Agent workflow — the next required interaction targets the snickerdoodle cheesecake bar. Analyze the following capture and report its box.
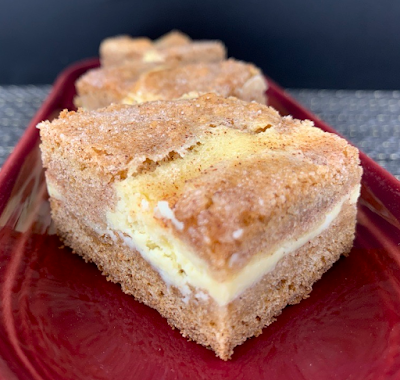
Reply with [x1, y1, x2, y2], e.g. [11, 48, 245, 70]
[75, 59, 267, 110]
[100, 30, 226, 67]
[38, 94, 362, 360]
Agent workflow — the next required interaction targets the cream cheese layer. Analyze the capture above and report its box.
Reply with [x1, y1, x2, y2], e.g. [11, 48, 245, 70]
[106, 184, 360, 306]
[46, 182, 63, 200]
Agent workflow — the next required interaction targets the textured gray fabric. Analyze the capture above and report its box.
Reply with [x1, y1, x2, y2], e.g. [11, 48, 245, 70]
[287, 89, 400, 180]
[0, 85, 399, 180]
[0, 85, 51, 166]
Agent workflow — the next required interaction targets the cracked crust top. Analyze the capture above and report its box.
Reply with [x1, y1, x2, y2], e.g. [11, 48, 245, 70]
[39, 94, 281, 177]
[100, 30, 226, 67]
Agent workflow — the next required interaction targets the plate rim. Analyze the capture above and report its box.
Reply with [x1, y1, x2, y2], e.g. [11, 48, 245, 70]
[1, 58, 400, 380]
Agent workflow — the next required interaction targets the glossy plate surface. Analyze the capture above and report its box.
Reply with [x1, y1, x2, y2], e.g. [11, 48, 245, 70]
[1, 59, 400, 380]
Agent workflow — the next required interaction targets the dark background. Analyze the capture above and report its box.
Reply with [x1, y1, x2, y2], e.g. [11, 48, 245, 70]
[1, 0, 400, 89]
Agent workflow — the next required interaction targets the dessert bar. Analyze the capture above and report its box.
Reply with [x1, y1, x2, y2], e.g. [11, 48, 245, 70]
[38, 94, 362, 359]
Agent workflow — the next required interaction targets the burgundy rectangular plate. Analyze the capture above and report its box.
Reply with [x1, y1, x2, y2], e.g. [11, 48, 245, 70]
[1, 59, 400, 380]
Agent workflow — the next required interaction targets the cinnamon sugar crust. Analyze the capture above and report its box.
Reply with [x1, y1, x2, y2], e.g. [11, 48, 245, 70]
[100, 31, 226, 67]
[39, 94, 281, 177]
[75, 59, 267, 110]
[38, 94, 361, 275]
[74, 61, 162, 108]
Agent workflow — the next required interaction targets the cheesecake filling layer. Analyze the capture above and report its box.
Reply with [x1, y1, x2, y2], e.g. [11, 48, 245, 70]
[106, 184, 360, 306]
[122, 92, 162, 105]
[103, 126, 360, 306]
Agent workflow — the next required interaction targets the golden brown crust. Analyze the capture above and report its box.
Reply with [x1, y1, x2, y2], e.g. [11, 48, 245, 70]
[100, 31, 226, 67]
[75, 59, 267, 110]
[100, 35, 153, 66]
[172, 148, 360, 273]
[39, 94, 361, 272]
[39, 94, 281, 177]
[154, 30, 191, 48]
[74, 61, 163, 108]
[126, 59, 266, 104]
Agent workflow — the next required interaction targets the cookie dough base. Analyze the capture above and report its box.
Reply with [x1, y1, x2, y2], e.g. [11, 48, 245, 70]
[50, 198, 357, 360]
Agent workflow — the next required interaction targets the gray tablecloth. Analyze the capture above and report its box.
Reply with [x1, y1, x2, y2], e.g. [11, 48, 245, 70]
[1, 85, 399, 180]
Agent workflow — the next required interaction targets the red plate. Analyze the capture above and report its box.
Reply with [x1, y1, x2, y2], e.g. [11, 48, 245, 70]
[1, 59, 400, 380]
